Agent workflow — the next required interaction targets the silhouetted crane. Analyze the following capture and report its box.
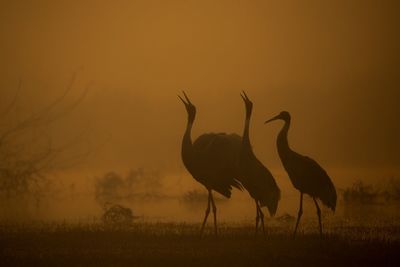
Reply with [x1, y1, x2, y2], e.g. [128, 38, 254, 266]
[238, 92, 280, 237]
[265, 111, 337, 238]
[179, 91, 243, 236]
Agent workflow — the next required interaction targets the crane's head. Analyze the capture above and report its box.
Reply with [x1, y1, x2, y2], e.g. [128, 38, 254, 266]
[240, 91, 253, 115]
[178, 91, 196, 122]
[264, 111, 291, 123]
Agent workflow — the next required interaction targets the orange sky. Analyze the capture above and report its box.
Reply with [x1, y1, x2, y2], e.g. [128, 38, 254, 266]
[1, 0, 399, 185]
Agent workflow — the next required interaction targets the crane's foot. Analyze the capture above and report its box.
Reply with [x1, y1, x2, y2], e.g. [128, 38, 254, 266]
[313, 197, 323, 239]
[200, 192, 212, 238]
[210, 191, 218, 237]
[257, 205, 267, 240]
[200, 209, 210, 237]
[293, 193, 304, 239]
[254, 201, 260, 237]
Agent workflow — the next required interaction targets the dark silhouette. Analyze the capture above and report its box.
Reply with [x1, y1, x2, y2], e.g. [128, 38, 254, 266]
[179, 91, 243, 236]
[238, 92, 280, 237]
[265, 111, 337, 238]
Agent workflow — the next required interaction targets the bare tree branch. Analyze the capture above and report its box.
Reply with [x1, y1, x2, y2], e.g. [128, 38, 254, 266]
[0, 75, 92, 200]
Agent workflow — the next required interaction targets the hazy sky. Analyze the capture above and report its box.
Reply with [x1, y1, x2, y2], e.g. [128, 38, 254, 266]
[1, 0, 399, 183]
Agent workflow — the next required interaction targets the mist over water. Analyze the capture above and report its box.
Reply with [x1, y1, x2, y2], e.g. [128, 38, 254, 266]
[1, 169, 398, 225]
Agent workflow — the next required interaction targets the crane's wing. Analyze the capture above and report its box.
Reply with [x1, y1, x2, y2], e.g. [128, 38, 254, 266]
[193, 133, 242, 164]
[285, 153, 337, 211]
[192, 133, 243, 197]
[239, 143, 280, 215]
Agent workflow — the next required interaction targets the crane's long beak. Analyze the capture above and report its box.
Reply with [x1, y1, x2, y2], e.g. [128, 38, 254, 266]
[178, 90, 192, 106]
[264, 114, 280, 124]
[178, 95, 187, 106]
[182, 91, 192, 105]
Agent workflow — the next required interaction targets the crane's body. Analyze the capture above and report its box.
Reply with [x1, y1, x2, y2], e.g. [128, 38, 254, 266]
[265, 111, 336, 238]
[179, 92, 242, 236]
[238, 92, 280, 236]
[182, 132, 243, 198]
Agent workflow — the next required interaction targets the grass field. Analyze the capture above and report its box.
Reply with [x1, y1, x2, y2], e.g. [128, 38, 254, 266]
[1, 220, 400, 267]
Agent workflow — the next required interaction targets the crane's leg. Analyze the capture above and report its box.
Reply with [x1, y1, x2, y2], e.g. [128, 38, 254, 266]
[257, 203, 266, 239]
[293, 192, 303, 239]
[255, 200, 260, 236]
[209, 190, 218, 236]
[313, 197, 323, 238]
[200, 191, 211, 237]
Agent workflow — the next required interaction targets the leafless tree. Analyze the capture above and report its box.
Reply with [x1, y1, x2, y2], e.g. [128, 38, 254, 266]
[0, 74, 91, 204]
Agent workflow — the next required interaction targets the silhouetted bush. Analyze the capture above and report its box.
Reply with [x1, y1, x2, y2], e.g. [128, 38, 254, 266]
[101, 203, 134, 227]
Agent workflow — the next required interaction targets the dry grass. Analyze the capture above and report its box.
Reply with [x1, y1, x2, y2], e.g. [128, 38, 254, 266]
[0, 221, 399, 266]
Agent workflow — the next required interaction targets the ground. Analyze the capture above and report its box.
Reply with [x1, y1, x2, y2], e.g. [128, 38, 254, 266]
[1, 222, 399, 266]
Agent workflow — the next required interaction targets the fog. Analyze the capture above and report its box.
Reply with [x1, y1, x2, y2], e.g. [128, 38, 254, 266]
[0, 0, 399, 222]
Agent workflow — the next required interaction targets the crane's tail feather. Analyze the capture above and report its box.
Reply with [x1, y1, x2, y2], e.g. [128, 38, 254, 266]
[260, 187, 281, 217]
[318, 182, 337, 212]
[232, 178, 244, 191]
[213, 179, 244, 199]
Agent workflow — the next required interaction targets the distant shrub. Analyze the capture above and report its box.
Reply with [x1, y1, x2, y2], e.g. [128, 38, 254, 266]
[102, 203, 134, 227]
[342, 178, 400, 204]
[126, 168, 162, 193]
[95, 172, 125, 205]
[343, 180, 380, 204]
[94, 168, 164, 206]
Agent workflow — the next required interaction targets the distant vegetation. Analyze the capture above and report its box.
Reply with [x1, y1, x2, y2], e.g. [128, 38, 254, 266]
[342, 178, 400, 204]
[94, 168, 165, 206]
[101, 202, 136, 228]
[0, 78, 89, 219]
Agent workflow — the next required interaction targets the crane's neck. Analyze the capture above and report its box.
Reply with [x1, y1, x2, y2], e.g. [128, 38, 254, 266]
[242, 107, 252, 148]
[182, 113, 195, 166]
[277, 119, 292, 157]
